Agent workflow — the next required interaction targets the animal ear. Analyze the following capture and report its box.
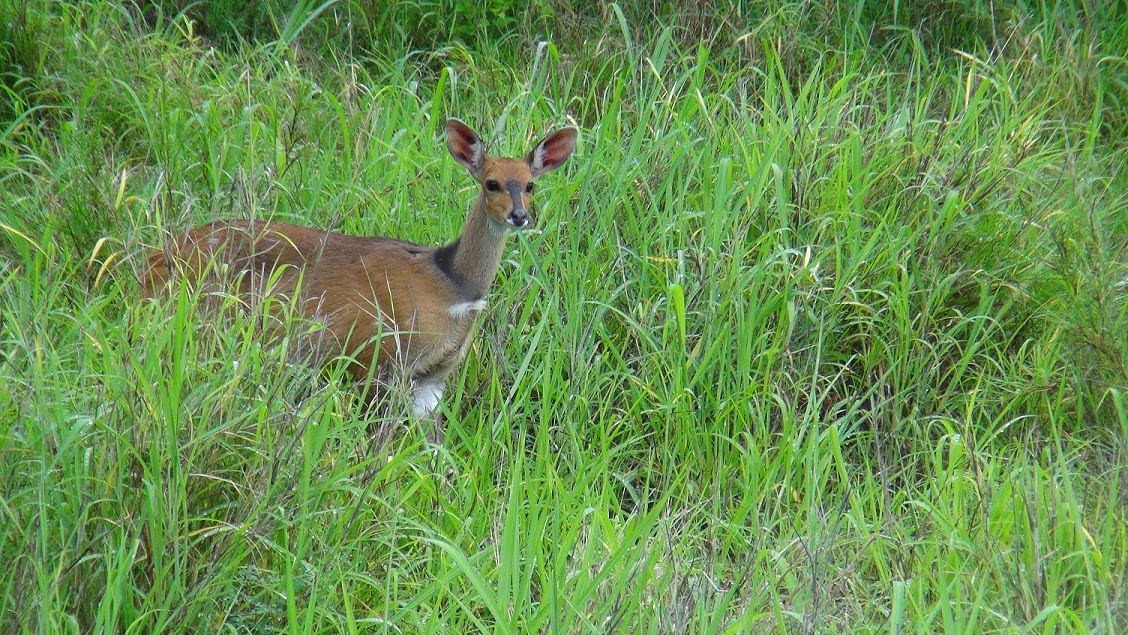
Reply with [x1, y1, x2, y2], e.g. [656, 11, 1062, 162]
[526, 126, 577, 177]
[445, 118, 485, 175]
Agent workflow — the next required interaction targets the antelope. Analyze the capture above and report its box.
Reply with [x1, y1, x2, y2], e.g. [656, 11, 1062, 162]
[140, 119, 578, 440]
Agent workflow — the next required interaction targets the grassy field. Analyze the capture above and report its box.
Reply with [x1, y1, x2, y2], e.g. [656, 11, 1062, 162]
[1, 0, 1126, 632]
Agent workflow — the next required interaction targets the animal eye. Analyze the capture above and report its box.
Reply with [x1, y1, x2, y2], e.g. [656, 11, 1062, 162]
[525, 182, 535, 193]
[485, 180, 501, 192]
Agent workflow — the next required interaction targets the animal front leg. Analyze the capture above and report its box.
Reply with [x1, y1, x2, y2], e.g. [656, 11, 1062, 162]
[411, 379, 446, 444]
[410, 380, 444, 416]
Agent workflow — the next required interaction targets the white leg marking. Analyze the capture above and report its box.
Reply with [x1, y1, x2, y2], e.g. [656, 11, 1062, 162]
[411, 382, 444, 418]
[448, 299, 488, 319]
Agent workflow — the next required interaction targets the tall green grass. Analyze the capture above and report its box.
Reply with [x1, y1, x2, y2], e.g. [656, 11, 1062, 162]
[2, 0, 1125, 632]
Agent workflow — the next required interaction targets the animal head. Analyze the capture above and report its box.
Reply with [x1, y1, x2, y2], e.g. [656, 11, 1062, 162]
[445, 118, 577, 230]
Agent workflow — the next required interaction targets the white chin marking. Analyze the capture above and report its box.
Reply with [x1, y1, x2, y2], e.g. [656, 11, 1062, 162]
[448, 299, 488, 319]
[411, 383, 443, 417]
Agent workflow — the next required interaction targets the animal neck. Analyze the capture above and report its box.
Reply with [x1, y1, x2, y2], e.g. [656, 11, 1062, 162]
[436, 194, 508, 299]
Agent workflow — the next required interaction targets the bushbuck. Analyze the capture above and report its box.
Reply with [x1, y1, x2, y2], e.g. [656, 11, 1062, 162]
[140, 119, 578, 440]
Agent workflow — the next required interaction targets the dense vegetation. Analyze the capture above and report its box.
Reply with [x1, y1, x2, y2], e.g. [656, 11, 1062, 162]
[1, 0, 1125, 631]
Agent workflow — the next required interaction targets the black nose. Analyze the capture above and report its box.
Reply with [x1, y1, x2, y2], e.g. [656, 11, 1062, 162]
[509, 210, 528, 227]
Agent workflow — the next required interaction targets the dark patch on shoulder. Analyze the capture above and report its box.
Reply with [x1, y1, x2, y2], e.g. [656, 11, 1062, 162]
[433, 239, 462, 285]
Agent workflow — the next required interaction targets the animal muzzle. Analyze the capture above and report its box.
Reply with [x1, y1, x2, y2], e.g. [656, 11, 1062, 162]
[507, 208, 529, 228]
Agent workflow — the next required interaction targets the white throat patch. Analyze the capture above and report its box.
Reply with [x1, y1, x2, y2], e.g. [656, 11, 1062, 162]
[448, 299, 488, 319]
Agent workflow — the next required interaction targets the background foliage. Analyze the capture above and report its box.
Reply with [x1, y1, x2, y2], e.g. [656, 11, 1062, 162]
[1, 0, 1126, 632]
